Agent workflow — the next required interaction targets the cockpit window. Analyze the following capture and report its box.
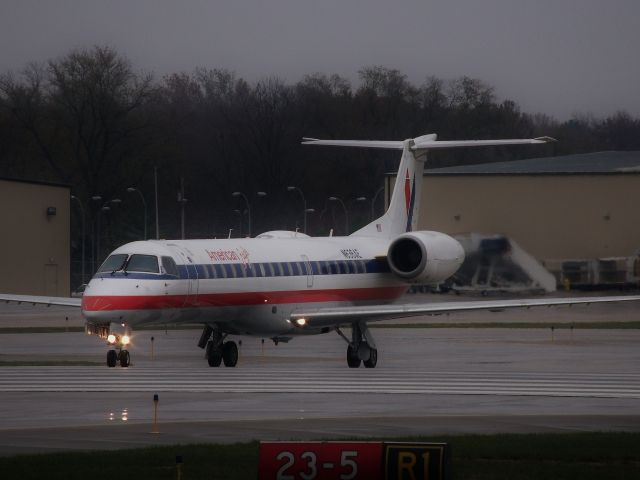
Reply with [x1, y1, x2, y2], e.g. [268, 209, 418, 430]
[97, 254, 128, 273]
[126, 254, 159, 273]
[161, 256, 179, 277]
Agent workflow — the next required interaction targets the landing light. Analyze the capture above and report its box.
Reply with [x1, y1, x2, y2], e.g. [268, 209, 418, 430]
[295, 318, 307, 327]
[122, 335, 130, 345]
[107, 334, 116, 344]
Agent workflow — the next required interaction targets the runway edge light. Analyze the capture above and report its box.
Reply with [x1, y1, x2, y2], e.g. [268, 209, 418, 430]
[151, 394, 160, 434]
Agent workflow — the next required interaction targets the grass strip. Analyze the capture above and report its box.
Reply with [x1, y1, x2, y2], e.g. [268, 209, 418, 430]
[0, 432, 638, 480]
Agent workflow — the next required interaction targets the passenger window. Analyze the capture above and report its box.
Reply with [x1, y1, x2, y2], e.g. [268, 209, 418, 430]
[161, 256, 179, 277]
[290, 262, 300, 276]
[224, 264, 235, 278]
[212, 264, 224, 279]
[262, 263, 272, 277]
[234, 264, 245, 277]
[97, 254, 128, 273]
[281, 262, 291, 276]
[127, 254, 159, 273]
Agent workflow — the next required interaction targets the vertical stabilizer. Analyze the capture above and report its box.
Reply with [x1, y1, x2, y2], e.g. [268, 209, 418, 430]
[352, 139, 427, 238]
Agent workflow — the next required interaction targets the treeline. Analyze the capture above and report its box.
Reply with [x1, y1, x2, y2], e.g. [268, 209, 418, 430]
[1, 46, 639, 277]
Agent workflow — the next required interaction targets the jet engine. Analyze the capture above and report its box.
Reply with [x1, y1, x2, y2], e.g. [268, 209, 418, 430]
[387, 231, 465, 283]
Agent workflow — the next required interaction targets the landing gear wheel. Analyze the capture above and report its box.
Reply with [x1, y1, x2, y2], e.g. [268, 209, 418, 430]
[107, 349, 118, 368]
[119, 350, 130, 368]
[347, 345, 361, 368]
[206, 341, 222, 367]
[222, 341, 238, 367]
[363, 348, 378, 368]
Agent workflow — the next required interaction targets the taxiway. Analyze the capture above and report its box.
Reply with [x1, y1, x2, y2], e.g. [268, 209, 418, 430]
[0, 298, 639, 455]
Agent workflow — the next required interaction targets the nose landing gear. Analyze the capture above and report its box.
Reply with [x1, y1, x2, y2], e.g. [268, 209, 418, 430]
[98, 322, 132, 368]
[106, 348, 130, 368]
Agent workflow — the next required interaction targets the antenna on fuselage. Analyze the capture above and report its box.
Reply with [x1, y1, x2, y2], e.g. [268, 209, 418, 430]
[228, 229, 233, 239]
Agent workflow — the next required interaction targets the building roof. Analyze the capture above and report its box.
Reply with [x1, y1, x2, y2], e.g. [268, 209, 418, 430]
[424, 151, 640, 176]
[0, 176, 71, 189]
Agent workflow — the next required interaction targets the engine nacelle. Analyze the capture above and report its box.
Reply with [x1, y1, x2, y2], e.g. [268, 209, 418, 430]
[387, 231, 465, 283]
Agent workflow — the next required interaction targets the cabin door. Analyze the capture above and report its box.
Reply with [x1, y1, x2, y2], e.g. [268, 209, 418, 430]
[301, 255, 313, 288]
[167, 244, 199, 306]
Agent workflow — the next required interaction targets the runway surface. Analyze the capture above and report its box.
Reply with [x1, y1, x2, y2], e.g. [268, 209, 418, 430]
[1, 299, 639, 455]
[1, 367, 639, 398]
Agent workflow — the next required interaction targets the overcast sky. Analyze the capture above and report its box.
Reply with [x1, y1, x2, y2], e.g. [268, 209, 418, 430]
[1, 0, 638, 120]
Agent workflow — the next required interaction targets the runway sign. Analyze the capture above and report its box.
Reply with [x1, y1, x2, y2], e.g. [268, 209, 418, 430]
[383, 442, 451, 480]
[258, 441, 450, 480]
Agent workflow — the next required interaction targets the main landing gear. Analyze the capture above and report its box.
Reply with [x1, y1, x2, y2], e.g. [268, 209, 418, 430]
[337, 322, 378, 368]
[198, 325, 238, 367]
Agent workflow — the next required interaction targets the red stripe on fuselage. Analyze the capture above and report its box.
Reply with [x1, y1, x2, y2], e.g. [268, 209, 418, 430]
[81, 286, 408, 311]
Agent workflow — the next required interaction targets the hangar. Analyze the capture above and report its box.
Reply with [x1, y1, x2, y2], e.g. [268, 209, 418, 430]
[0, 177, 70, 296]
[387, 151, 640, 287]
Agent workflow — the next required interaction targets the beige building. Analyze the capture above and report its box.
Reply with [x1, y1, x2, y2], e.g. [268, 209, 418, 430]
[0, 177, 70, 296]
[388, 150, 640, 262]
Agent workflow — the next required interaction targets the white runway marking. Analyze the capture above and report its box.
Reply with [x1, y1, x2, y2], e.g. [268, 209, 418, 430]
[1, 367, 639, 398]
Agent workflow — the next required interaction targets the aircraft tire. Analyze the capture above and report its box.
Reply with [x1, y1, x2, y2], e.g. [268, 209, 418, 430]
[222, 341, 238, 367]
[107, 349, 118, 368]
[119, 350, 130, 368]
[363, 347, 378, 368]
[347, 345, 361, 368]
[207, 341, 223, 367]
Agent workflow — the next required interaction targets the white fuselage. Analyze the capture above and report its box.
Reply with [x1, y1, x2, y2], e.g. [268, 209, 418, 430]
[82, 232, 463, 337]
[83, 235, 404, 336]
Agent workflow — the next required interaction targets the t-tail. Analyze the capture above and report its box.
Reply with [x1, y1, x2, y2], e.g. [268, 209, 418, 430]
[302, 134, 554, 238]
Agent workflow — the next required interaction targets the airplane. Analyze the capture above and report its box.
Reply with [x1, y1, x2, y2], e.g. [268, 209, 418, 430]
[2, 133, 639, 368]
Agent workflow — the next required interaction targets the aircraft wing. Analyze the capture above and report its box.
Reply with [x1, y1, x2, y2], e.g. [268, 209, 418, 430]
[290, 295, 640, 329]
[0, 294, 82, 308]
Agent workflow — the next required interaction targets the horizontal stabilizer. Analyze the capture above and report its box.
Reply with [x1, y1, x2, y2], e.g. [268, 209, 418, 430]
[302, 138, 404, 149]
[302, 135, 556, 151]
[412, 137, 556, 151]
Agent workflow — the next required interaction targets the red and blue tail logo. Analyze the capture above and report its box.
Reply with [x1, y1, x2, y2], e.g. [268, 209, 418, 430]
[404, 169, 416, 232]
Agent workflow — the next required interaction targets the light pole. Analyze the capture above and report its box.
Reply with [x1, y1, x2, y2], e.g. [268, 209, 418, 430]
[126, 187, 148, 240]
[329, 196, 349, 235]
[371, 186, 384, 220]
[96, 199, 121, 265]
[304, 208, 315, 235]
[70, 195, 86, 285]
[287, 186, 307, 233]
[233, 209, 243, 237]
[91, 195, 102, 273]
[348, 196, 367, 230]
[154, 166, 160, 239]
[256, 191, 267, 234]
[178, 177, 187, 240]
[232, 191, 251, 237]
